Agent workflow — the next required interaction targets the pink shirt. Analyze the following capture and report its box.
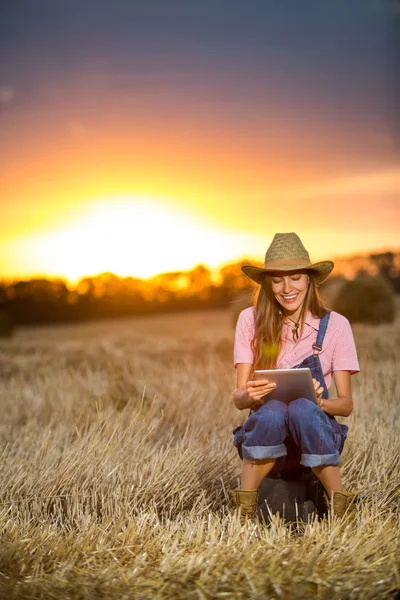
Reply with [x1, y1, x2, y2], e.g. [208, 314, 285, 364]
[234, 308, 360, 389]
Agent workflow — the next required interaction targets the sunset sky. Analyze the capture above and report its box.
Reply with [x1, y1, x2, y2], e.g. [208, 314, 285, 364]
[0, 0, 399, 284]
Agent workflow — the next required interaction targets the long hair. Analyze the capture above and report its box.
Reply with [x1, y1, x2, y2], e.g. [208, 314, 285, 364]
[251, 272, 329, 372]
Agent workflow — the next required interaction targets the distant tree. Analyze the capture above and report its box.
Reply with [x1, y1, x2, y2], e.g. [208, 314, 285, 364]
[150, 271, 189, 293]
[219, 259, 256, 297]
[369, 252, 400, 292]
[186, 265, 212, 297]
[369, 252, 395, 279]
[76, 277, 97, 297]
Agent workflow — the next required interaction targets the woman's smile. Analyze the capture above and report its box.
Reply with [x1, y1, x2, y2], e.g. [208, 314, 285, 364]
[281, 293, 298, 304]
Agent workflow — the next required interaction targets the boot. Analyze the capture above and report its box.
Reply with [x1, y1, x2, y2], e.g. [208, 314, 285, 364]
[229, 489, 258, 524]
[325, 490, 359, 517]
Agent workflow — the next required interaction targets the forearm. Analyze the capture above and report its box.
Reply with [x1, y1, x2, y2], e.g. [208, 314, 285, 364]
[319, 396, 353, 417]
[233, 388, 254, 410]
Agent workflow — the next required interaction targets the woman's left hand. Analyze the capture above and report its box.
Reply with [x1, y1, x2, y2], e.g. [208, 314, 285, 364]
[312, 378, 324, 407]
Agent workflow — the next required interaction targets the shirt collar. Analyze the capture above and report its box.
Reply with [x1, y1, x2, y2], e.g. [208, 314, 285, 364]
[304, 310, 320, 331]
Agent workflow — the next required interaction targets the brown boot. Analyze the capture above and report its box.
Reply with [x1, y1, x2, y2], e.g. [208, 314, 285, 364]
[325, 490, 359, 517]
[229, 489, 258, 524]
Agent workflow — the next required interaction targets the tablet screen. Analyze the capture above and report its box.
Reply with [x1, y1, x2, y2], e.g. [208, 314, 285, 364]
[254, 368, 318, 405]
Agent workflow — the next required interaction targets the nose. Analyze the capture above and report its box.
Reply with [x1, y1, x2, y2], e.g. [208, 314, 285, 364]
[282, 278, 292, 293]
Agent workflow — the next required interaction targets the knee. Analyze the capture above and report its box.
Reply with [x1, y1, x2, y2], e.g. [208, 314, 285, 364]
[287, 397, 318, 427]
[250, 400, 287, 432]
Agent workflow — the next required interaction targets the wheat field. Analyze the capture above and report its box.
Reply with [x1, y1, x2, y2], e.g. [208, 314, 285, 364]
[0, 308, 399, 599]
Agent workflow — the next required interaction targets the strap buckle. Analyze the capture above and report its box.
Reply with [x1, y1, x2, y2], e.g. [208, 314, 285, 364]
[312, 343, 323, 352]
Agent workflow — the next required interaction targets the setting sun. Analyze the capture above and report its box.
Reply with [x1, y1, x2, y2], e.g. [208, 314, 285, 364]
[5, 197, 259, 284]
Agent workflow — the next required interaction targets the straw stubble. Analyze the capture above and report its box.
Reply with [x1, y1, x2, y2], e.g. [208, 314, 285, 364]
[0, 309, 399, 599]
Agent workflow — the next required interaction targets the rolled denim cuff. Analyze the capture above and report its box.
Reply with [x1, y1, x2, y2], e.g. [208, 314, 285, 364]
[242, 443, 287, 461]
[300, 452, 340, 467]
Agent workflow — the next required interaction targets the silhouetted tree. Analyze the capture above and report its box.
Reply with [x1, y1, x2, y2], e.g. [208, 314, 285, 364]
[370, 252, 395, 280]
[369, 252, 400, 293]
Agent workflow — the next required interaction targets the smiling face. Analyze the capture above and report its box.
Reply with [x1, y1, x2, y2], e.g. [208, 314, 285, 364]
[270, 271, 310, 316]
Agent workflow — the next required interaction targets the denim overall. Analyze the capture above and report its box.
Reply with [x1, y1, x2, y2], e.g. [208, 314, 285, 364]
[233, 312, 348, 478]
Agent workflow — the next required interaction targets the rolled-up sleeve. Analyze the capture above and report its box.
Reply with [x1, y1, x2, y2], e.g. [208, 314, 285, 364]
[234, 309, 255, 367]
[331, 317, 360, 374]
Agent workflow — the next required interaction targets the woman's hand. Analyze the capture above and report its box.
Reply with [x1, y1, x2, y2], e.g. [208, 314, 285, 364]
[312, 378, 324, 407]
[245, 379, 277, 408]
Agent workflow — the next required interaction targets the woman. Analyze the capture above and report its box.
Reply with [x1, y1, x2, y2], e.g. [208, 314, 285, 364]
[230, 232, 359, 520]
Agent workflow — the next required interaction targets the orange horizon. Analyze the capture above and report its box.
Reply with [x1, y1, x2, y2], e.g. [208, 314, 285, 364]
[1, 242, 399, 289]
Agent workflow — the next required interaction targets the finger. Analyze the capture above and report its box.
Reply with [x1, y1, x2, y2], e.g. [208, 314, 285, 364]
[248, 380, 263, 389]
[255, 387, 277, 399]
[255, 384, 276, 394]
[250, 385, 276, 400]
[250, 393, 266, 402]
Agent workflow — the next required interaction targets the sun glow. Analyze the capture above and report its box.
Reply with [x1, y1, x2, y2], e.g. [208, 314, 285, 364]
[7, 197, 258, 284]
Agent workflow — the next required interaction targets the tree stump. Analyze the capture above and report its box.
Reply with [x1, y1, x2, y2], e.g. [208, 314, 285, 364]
[257, 471, 327, 523]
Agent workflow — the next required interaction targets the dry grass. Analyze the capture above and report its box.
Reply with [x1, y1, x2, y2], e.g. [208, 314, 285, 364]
[0, 308, 399, 599]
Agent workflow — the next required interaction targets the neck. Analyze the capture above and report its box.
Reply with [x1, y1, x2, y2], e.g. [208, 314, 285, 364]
[284, 305, 303, 323]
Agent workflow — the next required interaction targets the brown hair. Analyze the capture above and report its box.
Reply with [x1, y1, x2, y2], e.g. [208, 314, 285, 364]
[251, 271, 329, 372]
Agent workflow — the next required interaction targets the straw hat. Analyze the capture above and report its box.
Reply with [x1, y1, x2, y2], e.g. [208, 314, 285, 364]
[241, 232, 334, 285]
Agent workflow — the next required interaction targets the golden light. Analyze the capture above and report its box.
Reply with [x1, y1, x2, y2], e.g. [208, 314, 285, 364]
[6, 197, 261, 284]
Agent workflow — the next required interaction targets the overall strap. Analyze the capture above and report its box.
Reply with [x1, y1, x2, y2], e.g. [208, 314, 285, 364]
[312, 312, 331, 352]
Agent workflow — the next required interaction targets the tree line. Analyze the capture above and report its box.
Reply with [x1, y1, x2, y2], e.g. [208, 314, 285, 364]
[0, 263, 254, 326]
[0, 252, 399, 327]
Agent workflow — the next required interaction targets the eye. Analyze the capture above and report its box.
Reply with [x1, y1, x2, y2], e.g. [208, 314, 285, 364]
[272, 279, 282, 284]
[291, 276, 301, 281]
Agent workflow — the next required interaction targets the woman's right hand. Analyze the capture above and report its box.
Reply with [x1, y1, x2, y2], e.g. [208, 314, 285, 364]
[245, 379, 277, 408]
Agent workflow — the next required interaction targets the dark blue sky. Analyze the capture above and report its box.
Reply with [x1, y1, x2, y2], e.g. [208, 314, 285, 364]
[1, 0, 398, 145]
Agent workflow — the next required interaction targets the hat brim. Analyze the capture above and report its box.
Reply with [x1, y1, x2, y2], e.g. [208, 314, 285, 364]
[241, 261, 334, 285]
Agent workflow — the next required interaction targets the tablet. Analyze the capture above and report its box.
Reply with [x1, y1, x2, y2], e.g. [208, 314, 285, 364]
[254, 368, 318, 405]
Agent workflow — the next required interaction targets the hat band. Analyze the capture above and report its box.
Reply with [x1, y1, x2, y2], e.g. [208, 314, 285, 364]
[264, 258, 311, 268]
